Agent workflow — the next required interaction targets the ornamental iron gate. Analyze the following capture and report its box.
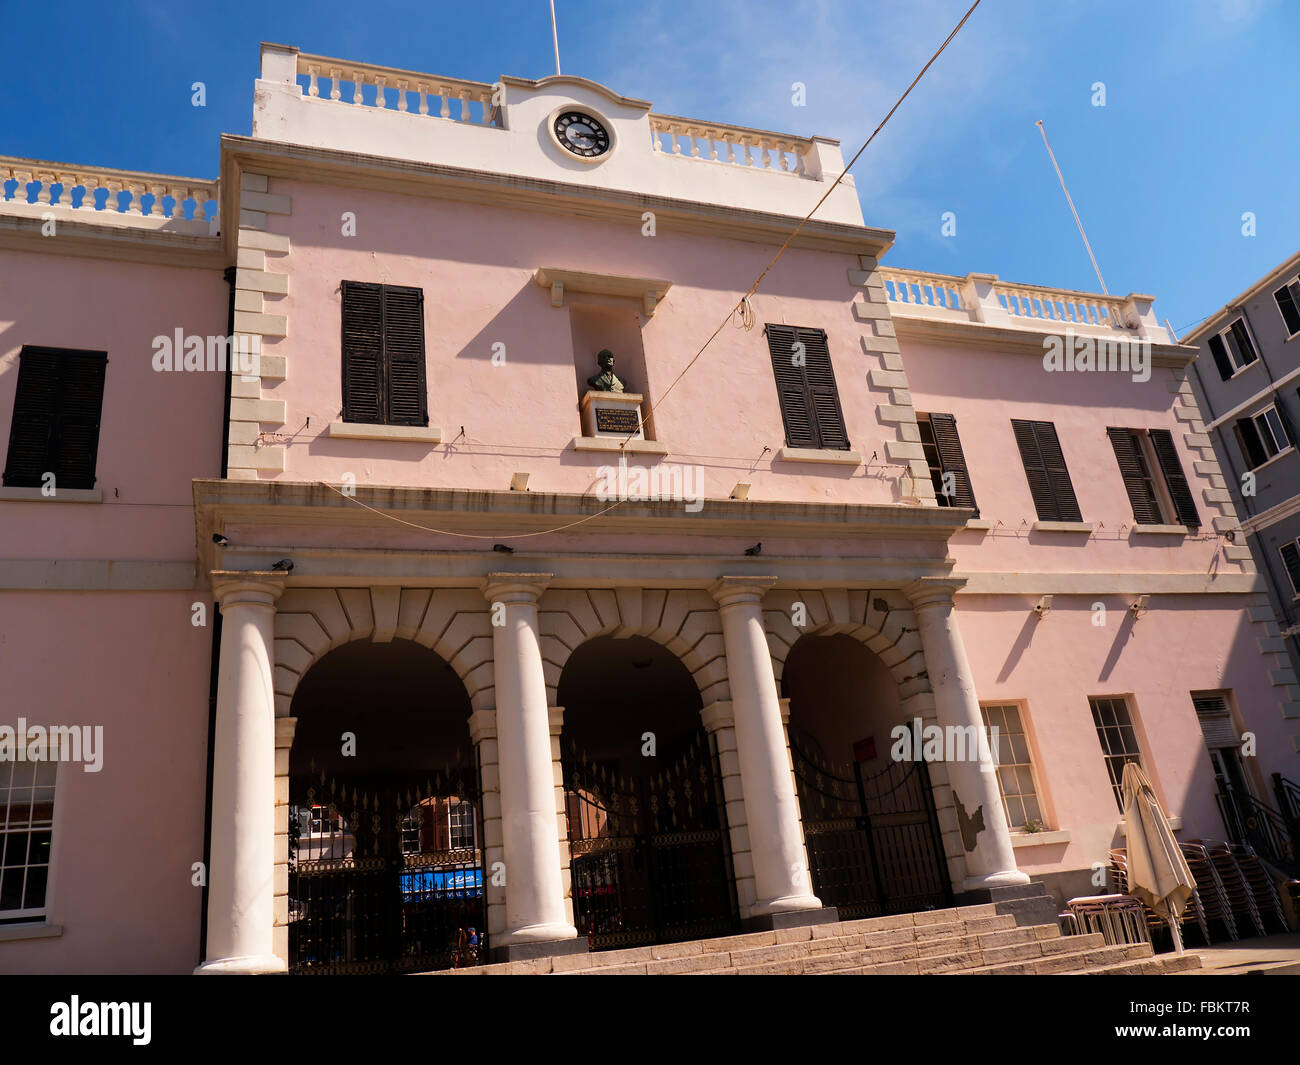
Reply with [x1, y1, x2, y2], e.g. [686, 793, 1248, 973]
[563, 725, 739, 950]
[288, 763, 486, 973]
[790, 730, 952, 919]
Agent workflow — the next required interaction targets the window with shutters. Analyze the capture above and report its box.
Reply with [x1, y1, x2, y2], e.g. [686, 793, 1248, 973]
[764, 324, 848, 451]
[1273, 277, 1300, 338]
[340, 281, 428, 426]
[917, 412, 978, 515]
[1205, 316, 1259, 381]
[1233, 404, 1291, 470]
[3, 346, 107, 491]
[980, 704, 1042, 829]
[1279, 539, 1300, 597]
[1089, 696, 1144, 812]
[1106, 427, 1201, 529]
[1010, 419, 1082, 522]
[1191, 692, 1240, 751]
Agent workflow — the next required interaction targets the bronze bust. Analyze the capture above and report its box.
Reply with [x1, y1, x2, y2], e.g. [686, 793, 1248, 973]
[586, 349, 625, 393]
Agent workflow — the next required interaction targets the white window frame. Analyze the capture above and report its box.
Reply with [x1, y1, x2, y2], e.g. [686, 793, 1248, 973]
[448, 800, 476, 851]
[980, 702, 1045, 830]
[1274, 275, 1300, 340]
[0, 750, 59, 922]
[1251, 404, 1290, 460]
[1216, 316, 1261, 377]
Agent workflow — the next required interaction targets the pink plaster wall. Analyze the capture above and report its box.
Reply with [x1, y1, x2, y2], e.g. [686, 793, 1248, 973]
[0, 249, 227, 558]
[0, 592, 211, 974]
[257, 179, 900, 507]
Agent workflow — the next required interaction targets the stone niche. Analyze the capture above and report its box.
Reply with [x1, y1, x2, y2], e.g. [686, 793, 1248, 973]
[568, 303, 656, 441]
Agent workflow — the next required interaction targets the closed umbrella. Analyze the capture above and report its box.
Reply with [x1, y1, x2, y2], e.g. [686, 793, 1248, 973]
[1121, 761, 1195, 953]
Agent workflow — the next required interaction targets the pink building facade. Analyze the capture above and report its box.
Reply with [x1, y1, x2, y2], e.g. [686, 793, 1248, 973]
[1, 43, 1296, 974]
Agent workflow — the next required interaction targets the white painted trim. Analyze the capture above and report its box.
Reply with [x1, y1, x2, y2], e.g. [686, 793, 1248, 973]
[1131, 524, 1188, 536]
[775, 447, 862, 466]
[1031, 521, 1094, 534]
[955, 572, 1263, 595]
[327, 421, 442, 444]
[0, 559, 202, 590]
[0, 487, 102, 503]
[1239, 492, 1300, 535]
[1247, 442, 1295, 474]
[0, 922, 63, 942]
[1010, 829, 1070, 848]
[964, 518, 993, 531]
[570, 436, 668, 455]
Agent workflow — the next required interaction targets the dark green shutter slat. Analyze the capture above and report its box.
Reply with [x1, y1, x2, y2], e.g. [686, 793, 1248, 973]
[1229, 319, 1258, 366]
[1106, 427, 1161, 524]
[1012, 418, 1081, 522]
[1280, 541, 1300, 596]
[1275, 285, 1300, 336]
[800, 328, 848, 450]
[1036, 422, 1082, 522]
[3, 347, 105, 490]
[765, 324, 816, 448]
[1148, 428, 1200, 529]
[1234, 417, 1267, 468]
[1207, 334, 1234, 380]
[382, 285, 428, 426]
[341, 281, 384, 423]
[1013, 419, 1055, 519]
[928, 412, 977, 513]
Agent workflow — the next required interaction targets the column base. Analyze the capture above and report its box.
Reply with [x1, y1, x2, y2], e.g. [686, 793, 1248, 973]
[496, 920, 579, 947]
[490, 935, 589, 963]
[955, 881, 1059, 928]
[743, 906, 840, 933]
[193, 954, 287, 975]
[747, 892, 825, 918]
[961, 868, 1032, 891]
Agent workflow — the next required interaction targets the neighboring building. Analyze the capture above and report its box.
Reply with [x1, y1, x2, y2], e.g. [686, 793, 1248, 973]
[1, 43, 1296, 975]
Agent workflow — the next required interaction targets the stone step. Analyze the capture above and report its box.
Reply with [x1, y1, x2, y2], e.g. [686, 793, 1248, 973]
[1080, 952, 1204, 975]
[952, 942, 1156, 976]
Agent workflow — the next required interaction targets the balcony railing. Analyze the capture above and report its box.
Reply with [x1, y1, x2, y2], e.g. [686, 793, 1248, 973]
[877, 267, 1174, 342]
[295, 51, 503, 127]
[0, 155, 218, 223]
[648, 114, 815, 176]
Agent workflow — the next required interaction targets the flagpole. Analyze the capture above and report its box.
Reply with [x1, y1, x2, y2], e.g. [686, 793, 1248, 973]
[550, 0, 562, 75]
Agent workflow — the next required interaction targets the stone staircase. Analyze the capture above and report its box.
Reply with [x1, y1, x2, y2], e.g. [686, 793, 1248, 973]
[434, 902, 1203, 975]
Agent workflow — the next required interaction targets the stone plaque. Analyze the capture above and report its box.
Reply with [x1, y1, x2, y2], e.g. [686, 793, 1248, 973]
[595, 407, 643, 434]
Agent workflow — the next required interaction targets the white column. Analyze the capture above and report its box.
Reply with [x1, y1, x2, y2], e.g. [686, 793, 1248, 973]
[904, 577, 1029, 891]
[483, 573, 576, 946]
[196, 571, 285, 974]
[711, 577, 822, 916]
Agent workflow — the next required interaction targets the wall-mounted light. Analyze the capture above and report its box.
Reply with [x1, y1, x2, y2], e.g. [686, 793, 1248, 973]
[730, 482, 750, 500]
[1130, 594, 1149, 618]
[510, 472, 530, 492]
[1034, 595, 1053, 618]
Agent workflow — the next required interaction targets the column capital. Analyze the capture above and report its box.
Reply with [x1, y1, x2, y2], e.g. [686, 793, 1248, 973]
[468, 709, 497, 745]
[700, 700, 735, 733]
[483, 572, 552, 604]
[210, 570, 286, 609]
[710, 575, 778, 608]
[902, 576, 967, 610]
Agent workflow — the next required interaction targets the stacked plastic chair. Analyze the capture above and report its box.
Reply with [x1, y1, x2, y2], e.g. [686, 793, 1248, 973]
[1178, 841, 1239, 941]
[1108, 847, 1210, 945]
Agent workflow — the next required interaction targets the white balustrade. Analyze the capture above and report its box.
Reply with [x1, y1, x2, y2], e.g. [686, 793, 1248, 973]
[878, 269, 966, 311]
[993, 282, 1126, 329]
[648, 115, 811, 176]
[297, 53, 502, 127]
[0, 156, 218, 222]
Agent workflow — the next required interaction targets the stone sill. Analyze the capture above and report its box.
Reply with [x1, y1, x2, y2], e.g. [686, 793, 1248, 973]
[0, 487, 102, 503]
[1131, 523, 1189, 535]
[775, 447, 862, 466]
[571, 436, 669, 456]
[1010, 829, 1070, 848]
[964, 518, 993, 531]
[328, 422, 442, 444]
[0, 921, 63, 942]
[1031, 521, 1094, 534]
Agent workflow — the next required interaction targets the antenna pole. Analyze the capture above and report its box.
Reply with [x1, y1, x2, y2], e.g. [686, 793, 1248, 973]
[1036, 119, 1108, 295]
[550, 0, 562, 75]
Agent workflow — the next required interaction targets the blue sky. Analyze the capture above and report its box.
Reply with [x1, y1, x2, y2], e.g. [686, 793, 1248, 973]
[2, 0, 1296, 334]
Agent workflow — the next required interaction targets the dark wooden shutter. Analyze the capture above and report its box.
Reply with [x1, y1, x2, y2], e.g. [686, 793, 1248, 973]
[1206, 333, 1234, 381]
[765, 324, 817, 448]
[800, 328, 848, 450]
[1106, 427, 1161, 524]
[1275, 284, 1300, 336]
[1229, 319, 1258, 366]
[1148, 428, 1200, 529]
[3, 347, 106, 490]
[1233, 416, 1267, 468]
[928, 412, 977, 514]
[1280, 541, 1300, 596]
[1012, 419, 1082, 522]
[341, 281, 384, 423]
[382, 285, 428, 426]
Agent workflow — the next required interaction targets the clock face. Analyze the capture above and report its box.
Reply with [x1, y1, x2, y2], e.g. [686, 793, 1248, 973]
[554, 111, 611, 159]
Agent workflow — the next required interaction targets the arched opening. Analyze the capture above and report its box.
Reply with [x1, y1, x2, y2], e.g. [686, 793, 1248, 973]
[558, 635, 738, 949]
[287, 639, 485, 973]
[783, 634, 952, 918]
